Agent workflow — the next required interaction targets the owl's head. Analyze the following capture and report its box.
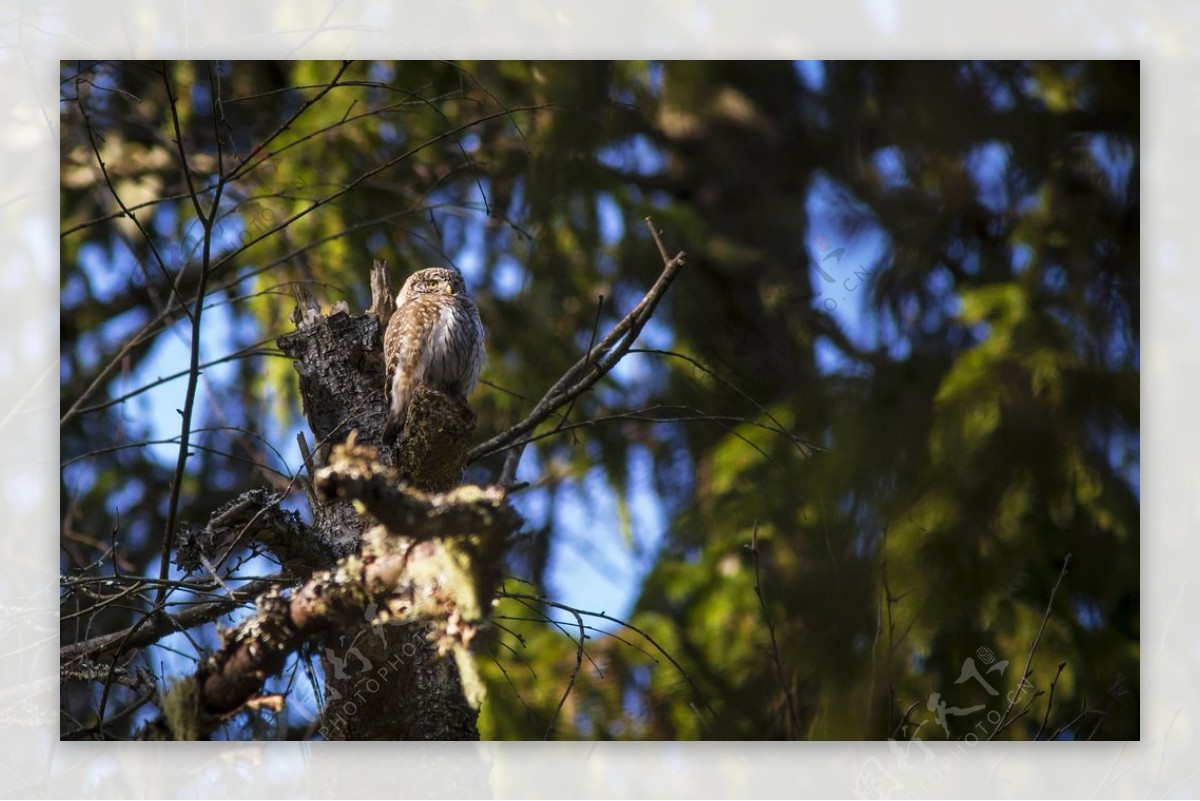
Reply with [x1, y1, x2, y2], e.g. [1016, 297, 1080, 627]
[396, 267, 468, 306]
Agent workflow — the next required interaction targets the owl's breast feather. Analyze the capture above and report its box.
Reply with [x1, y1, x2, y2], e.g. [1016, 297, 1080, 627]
[429, 300, 482, 391]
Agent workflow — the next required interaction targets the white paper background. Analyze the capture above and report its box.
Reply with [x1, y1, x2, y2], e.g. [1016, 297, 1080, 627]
[6, 2, 1192, 797]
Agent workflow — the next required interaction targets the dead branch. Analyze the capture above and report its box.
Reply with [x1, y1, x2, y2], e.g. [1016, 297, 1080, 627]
[153, 540, 418, 737]
[367, 258, 396, 323]
[747, 522, 800, 739]
[987, 553, 1072, 739]
[1035, 661, 1068, 740]
[468, 216, 686, 482]
[273, 265, 486, 740]
[60, 576, 284, 664]
[173, 487, 334, 574]
[143, 442, 521, 740]
[314, 436, 520, 540]
[497, 591, 714, 725]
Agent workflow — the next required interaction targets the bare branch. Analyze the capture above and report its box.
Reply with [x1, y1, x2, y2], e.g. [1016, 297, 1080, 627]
[153, 68, 230, 608]
[60, 576, 285, 664]
[141, 465, 522, 739]
[70, 337, 284, 418]
[482, 403, 783, 464]
[1049, 675, 1126, 741]
[70, 71, 194, 323]
[224, 61, 352, 183]
[1035, 661, 1068, 740]
[473, 217, 686, 476]
[987, 554, 1071, 739]
[163, 66, 210, 227]
[747, 522, 800, 738]
[174, 488, 330, 574]
[314, 436, 521, 542]
[629, 348, 815, 457]
[498, 591, 714, 724]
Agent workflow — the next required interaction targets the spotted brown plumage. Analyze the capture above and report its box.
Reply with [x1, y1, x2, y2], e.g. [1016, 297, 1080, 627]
[382, 267, 485, 442]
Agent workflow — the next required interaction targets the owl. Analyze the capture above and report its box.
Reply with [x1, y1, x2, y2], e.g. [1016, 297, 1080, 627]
[382, 267, 485, 442]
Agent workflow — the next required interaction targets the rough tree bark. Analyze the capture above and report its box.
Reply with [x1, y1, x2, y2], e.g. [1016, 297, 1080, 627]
[141, 261, 518, 740]
[274, 262, 493, 740]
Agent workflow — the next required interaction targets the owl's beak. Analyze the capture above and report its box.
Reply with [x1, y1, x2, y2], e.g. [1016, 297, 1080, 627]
[442, 284, 453, 295]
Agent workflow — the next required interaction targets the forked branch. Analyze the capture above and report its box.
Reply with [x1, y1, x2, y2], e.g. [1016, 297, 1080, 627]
[143, 437, 522, 740]
[469, 217, 686, 482]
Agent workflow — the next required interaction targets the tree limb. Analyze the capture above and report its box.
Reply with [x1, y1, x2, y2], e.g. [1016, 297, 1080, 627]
[470, 216, 686, 480]
[143, 440, 521, 740]
[60, 576, 284, 664]
[315, 436, 521, 540]
[174, 487, 335, 574]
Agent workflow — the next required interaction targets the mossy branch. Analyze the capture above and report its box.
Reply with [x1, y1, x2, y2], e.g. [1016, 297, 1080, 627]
[146, 435, 520, 740]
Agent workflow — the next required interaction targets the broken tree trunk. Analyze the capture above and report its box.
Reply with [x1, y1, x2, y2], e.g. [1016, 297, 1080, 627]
[268, 262, 488, 740]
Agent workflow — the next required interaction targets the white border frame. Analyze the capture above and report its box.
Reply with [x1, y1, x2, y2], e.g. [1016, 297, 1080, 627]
[9, 2, 1189, 797]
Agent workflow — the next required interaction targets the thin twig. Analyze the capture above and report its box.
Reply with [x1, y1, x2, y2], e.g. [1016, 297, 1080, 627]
[70, 337, 283, 417]
[550, 293, 606, 442]
[486, 403, 777, 463]
[544, 603, 586, 739]
[472, 217, 685, 473]
[990, 689, 1045, 739]
[70, 70, 194, 322]
[60, 577, 283, 663]
[498, 591, 714, 722]
[1035, 661, 1067, 740]
[628, 347, 813, 457]
[990, 701, 1040, 740]
[164, 64, 210, 228]
[224, 61, 352, 183]
[494, 615, 659, 664]
[1049, 675, 1124, 740]
[987, 553, 1071, 739]
[488, 652, 540, 729]
[893, 700, 922, 740]
[747, 522, 800, 738]
[62, 429, 292, 481]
